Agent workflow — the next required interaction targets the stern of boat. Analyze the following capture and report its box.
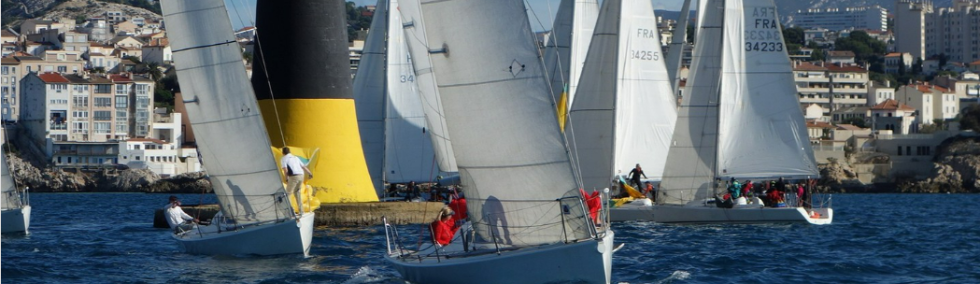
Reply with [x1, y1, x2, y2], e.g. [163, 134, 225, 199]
[174, 212, 314, 256]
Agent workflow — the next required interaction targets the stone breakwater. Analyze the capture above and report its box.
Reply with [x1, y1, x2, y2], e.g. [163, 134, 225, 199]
[6, 153, 211, 193]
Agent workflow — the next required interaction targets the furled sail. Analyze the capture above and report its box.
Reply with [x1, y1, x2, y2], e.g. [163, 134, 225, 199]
[163, 0, 293, 222]
[400, 0, 458, 174]
[419, 0, 591, 246]
[568, 0, 677, 191]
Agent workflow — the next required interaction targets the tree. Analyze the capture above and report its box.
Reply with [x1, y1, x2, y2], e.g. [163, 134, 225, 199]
[842, 117, 867, 128]
[810, 48, 826, 61]
[912, 57, 923, 75]
[938, 53, 948, 69]
[686, 24, 695, 44]
[958, 104, 980, 132]
[834, 31, 887, 64]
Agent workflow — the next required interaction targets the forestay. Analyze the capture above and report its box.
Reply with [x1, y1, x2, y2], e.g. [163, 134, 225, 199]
[400, 0, 458, 174]
[715, 0, 818, 179]
[569, 0, 677, 191]
[419, 0, 591, 246]
[162, 0, 292, 223]
[658, 0, 725, 205]
[353, 0, 390, 194]
[542, 0, 599, 127]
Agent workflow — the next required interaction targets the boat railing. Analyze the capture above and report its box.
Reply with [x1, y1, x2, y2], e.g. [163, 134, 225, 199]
[383, 195, 596, 262]
[2, 187, 29, 209]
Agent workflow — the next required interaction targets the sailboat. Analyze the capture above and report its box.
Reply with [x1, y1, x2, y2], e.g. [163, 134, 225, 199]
[542, 0, 599, 130]
[354, 0, 443, 199]
[383, 0, 616, 283]
[160, 0, 314, 255]
[1, 126, 30, 234]
[565, 0, 677, 222]
[654, 0, 833, 224]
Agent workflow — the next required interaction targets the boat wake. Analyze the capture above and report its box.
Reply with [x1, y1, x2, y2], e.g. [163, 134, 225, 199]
[342, 266, 402, 284]
[656, 270, 691, 283]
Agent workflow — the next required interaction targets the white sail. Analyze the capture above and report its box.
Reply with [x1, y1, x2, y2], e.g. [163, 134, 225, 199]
[383, 0, 438, 183]
[543, 0, 599, 116]
[716, 0, 818, 179]
[399, 0, 458, 174]
[658, 0, 724, 205]
[163, 0, 292, 223]
[1, 127, 15, 210]
[666, 0, 694, 95]
[354, 0, 390, 194]
[569, 0, 677, 191]
[419, 0, 591, 245]
[659, 0, 818, 205]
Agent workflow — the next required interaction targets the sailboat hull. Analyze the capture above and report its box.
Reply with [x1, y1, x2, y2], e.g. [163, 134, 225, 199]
[610, 204, 833, 224]
[173, 212, 314, 256]
[0, 206, 30, 234]
[386, 231, 615, 284]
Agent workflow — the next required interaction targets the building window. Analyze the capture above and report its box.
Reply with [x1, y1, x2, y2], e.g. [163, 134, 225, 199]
[95, 84, 111, 94]
[897, 146, 902, 156]
[115, 96, 128, 108]
[94, 122, 111, 133]
[94, 111, 112, 121]
[94, 97, 111, 107]
[116, 84, 128, 94]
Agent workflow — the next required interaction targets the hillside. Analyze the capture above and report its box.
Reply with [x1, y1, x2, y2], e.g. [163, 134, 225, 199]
[2, 0, 161, 29]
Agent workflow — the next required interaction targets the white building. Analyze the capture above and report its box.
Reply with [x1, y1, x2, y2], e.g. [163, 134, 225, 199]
[870, 99, 918, 134]
[141, 38, 171, 65]
[118, 111, 201, 177]
[884, 52, 914, 74]
[894, 0, 932, 60]
[868, 80, 896, 106]
[896, 83, 959, 125]
[792, 6, 888, 32]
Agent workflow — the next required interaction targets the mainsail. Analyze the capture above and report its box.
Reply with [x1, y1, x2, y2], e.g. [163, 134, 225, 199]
[542, 0, 599, 129]
[419, 0, 591, 246]
[568, 0, 677, 191]
[355, 0, 438, 195]
[400, 0, 458, 174]
[659, 0, 818, 205]
[1, 127, 17, 211]
[162, 0, 292, 222]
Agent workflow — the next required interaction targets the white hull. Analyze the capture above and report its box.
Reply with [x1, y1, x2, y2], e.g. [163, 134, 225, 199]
[611, 204, 832, 225]
[0, 206, 30, 234]
[386, 231, 615, 284]
[174, 212, 314, 256]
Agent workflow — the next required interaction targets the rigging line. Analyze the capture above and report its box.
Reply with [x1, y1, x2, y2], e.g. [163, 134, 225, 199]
[227, 0, 248, 34]
[252, 29, 287, 147]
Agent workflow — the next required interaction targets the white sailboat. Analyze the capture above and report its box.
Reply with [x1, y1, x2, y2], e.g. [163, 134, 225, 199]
[160, 0, 314, 255]
[542, 0, 599, 129]
[1, 126, 30, 234]
[565, 0, 677, 221]
[399, 0, 459, 179]
[355, 0, 443, 198]
[653, 0, 832, 224]
[383, 0, 615, 283]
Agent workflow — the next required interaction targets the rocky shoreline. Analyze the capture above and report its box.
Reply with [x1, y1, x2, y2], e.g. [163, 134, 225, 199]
[6, 153, 211, 193]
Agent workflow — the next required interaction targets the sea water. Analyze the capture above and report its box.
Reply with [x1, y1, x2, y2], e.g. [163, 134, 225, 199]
[2, 193, 979, 283]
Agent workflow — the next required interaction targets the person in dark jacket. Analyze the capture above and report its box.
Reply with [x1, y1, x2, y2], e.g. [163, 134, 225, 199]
[627, 164, 647, 188]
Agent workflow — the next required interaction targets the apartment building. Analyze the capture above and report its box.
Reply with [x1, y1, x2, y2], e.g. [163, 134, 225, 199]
[897, 0, 980, 63]
[884, 52, 914, 73]
[20, 72, 154, 167]
[868, 80, 896, 106]
[2, 57, 21, 121]
[794, 61, 870, 119]
[793, 6, 888, 32]
[870, 99, 918, 134]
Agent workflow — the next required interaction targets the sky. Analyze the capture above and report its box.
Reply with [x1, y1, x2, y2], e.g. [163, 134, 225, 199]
[224, 0, 688, 31]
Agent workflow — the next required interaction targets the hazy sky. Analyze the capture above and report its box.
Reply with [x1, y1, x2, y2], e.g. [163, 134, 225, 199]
[224, 0, 689, 31]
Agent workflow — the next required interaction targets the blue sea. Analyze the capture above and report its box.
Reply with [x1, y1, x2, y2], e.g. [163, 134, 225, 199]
[3, 193, 979, 283]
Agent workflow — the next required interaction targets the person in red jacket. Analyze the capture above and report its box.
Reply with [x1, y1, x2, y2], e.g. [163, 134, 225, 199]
[448, 189, 468, 225]
[431, 207, 460, 246]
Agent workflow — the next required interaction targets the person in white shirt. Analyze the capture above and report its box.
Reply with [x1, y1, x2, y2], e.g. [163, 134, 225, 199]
[165, 196, 197, 233]
[280, 147, 313, 213]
